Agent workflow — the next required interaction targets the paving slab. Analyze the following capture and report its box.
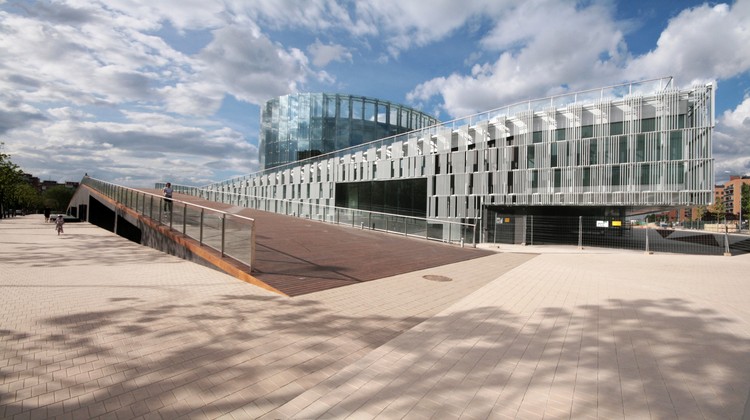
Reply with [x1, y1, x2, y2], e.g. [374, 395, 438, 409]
[3, 214, 750, 419]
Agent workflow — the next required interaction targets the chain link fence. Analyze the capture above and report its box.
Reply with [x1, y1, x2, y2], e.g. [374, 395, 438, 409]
[486, 214, 750, 256]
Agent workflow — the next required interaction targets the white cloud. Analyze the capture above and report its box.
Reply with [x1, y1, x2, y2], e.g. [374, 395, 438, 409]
[307, 39, 352, 67]
[0, 1, 308, 184]
[406, 1, 750, 120]
[198, 25, 311, 105]
[2, 110, 259, 186]
[407, 0, 625, 117]
[627, 2, 750, 86]
[714, 95, 750, 178]
[352, 0, 501, 56]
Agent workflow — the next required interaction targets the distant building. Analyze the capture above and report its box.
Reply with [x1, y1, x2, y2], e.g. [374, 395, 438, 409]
[712, 175, 750, 218]
[21, 173, 79, 194]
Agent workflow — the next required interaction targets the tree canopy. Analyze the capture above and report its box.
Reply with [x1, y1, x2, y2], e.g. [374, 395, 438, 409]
[0, 144, 25, 217]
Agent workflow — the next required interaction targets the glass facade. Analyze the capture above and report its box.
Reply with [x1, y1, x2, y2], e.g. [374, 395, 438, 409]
[260, 93, 440, 170]
[208, 78, 715, 233]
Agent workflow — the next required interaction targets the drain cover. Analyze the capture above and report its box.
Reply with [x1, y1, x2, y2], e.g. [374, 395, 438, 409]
[423, 274, 452, 282]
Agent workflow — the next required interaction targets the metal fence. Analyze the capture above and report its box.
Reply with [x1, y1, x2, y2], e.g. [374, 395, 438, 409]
[84, 178, 256, 268]
[486, 214, 750, 256]
[157, 183, 477, 247]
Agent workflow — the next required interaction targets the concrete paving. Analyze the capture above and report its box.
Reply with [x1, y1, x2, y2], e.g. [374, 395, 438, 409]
[2, 214, 750, 419]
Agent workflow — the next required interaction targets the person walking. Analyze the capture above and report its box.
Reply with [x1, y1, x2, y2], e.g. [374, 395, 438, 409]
[163, 182, 173, 212]
[55, 215, 64, 235]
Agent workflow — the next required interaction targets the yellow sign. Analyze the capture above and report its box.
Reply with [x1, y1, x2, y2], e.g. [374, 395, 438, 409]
[612, 220, 622, 227]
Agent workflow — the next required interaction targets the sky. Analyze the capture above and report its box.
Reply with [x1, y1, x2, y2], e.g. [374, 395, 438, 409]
[1, 0, 749, 187]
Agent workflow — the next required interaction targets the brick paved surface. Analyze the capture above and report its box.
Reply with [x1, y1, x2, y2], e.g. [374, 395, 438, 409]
[3, 215, 750, 419]
[163, 191, 494, 296]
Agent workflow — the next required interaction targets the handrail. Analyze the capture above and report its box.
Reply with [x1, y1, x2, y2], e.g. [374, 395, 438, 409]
[83, 177, 256, 269]
[161, 182, 475, 228]
[136, 185, 256, 222]
[164, 182, 477, 247]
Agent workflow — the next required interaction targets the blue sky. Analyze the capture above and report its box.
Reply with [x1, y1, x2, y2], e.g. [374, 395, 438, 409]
[1, 0, 749, 187]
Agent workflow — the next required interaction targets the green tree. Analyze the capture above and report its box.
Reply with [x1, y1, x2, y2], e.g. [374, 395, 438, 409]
[0, 144, 24, 218]
[42, 185, 74, 211]
[713, 197, 726, 220]
[10, 182, 42, 212]
[693, 205, 706, 221]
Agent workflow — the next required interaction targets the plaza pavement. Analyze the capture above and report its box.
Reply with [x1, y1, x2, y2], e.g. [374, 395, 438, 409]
[2, 214, 750, 419]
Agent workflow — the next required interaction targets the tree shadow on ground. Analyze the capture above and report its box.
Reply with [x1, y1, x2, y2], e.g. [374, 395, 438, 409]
[1, 293, 749, 419]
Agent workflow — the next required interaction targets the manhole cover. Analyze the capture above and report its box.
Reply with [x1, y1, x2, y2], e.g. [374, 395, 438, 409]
[423, 274, 452, 282]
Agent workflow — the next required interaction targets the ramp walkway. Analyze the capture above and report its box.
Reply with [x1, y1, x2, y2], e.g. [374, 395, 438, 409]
[3, 215, 750, 419]
[147, 190, 494, 296]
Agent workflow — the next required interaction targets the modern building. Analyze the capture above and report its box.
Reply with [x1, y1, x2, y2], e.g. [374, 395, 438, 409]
[260, 93, 440, 170]
[204, 77, 715, 244]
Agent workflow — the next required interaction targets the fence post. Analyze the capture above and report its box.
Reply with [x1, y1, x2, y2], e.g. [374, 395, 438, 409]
[250, 219, 256, 271]
[578, 216, 583, 249]
[221, 214, 226, 257]
[724, 232, 731, 256]
[530, 215, 534, 246]
[645, 229, 652, 254]
[199, 209, 204, 245]
[182, 204, 187, 235]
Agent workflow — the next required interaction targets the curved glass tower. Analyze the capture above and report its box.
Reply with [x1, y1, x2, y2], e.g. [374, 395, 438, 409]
[260, 93, 440, 170]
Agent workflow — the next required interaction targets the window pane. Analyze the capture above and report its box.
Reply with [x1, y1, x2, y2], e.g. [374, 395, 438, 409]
[339, 98, 349, 119]
[527, 145, 535, 168]
[635, 134, 645, 162]
[670, 131, 683, 160]
[610, 121, 623, 135]
[581, 125, 594, 138]
[352, 99, 362, 120]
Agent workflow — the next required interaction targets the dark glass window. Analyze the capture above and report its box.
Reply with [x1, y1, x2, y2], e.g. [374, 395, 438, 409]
[581, 125, 594, 138]
[589, 140, 597, 165]
[611, 165, 620, 186]
[669, 131, 683, 160]
[527, 145, 535, 168]
[618, 136, 628, 163]
[635, 134, 645, 162]
[610, 121, 624, 135]
[642, 117, 657, 132]
[640, 165, 650, 185]
[582, 168, 590, 187]
[551, 143, 558, 167]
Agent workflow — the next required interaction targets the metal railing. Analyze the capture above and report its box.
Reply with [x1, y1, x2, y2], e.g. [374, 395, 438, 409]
[159, 183, 477, 247]
[84, 178, 256, 268]
[487, 214, 750, 256]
